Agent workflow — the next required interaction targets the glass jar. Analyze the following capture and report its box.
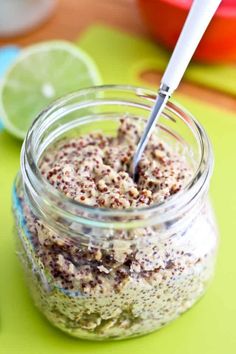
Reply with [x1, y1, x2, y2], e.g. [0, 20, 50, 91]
[13, 85, 218, 340]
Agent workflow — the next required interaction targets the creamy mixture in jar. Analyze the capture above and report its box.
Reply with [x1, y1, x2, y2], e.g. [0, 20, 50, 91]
[14, 118, 217, 339]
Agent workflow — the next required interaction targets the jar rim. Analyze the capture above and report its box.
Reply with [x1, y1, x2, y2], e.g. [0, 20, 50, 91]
[21, 85, 213, 228]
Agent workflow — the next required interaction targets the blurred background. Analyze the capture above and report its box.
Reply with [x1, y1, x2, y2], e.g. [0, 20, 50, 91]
[0, 0, 236, 111]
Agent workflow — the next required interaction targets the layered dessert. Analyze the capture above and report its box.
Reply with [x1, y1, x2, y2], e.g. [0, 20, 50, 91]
[14, 118, 217, 339]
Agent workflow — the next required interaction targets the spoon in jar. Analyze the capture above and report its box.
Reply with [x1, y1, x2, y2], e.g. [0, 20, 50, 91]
[131, 0, 222, 182]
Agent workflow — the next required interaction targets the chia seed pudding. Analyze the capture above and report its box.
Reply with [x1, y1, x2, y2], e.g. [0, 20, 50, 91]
[13, 117, 218, 340]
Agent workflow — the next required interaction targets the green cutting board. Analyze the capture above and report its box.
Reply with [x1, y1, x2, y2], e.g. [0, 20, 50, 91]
[79, 25, 236, 96]
[1, 25, 236, 354]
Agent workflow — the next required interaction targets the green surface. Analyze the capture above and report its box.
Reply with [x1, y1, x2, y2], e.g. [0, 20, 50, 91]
[1, 25, 236, 353]
[79, 25, 236, 95]
[0, 41, 101, 139]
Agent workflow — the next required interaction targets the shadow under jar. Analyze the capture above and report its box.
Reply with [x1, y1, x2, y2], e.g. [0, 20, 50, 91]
[12, 85, 218, 340]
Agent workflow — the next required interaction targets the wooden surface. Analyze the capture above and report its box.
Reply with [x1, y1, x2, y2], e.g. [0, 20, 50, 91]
[0, 0, 235, 112]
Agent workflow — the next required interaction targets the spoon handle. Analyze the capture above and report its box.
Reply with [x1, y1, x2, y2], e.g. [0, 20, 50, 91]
[162, 0, 222, 95]
[131, 0, 222, 180]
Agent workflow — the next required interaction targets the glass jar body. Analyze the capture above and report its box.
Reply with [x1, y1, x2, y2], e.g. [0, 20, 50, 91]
[12, 86, 218, 340]
[13, 175, 218, 340]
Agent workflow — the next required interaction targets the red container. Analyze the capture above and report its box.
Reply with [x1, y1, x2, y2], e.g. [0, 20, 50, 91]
[138, 0, 236, 63]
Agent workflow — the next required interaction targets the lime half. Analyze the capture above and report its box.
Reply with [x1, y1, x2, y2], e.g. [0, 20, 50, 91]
[0, 41, 102, 139]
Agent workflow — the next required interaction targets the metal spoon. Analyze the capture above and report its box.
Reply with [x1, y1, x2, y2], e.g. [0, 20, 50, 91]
[131, 0, 222, 181]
